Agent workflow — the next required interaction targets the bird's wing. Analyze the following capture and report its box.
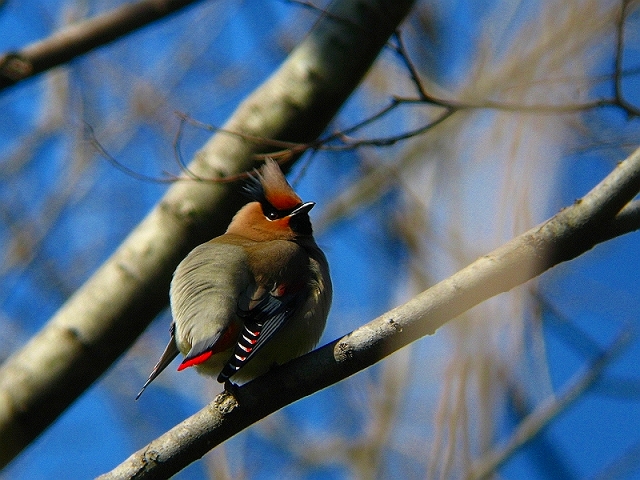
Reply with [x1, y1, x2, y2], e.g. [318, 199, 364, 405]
[136, 323, 180, 400]
[217, 291, 297, 383]
[170, 239, 252, 373]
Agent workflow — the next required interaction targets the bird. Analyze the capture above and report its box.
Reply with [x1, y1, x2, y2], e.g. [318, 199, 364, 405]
[136, 159, 331, 399]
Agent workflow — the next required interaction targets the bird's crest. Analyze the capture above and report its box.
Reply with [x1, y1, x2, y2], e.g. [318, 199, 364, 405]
[244, 159, 302, 211]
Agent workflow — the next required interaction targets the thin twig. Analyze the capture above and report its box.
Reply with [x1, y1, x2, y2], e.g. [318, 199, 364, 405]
[390, 30, 433, 102]
[85, 122, 180, 184]
[613, 0, 640, 117]
[326, 107, 455, 149]
[172, 115, 201, 180]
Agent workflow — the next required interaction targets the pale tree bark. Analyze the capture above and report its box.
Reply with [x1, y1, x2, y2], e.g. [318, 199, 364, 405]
[0, 0, 416, 468]
[100, 146, 640, 479]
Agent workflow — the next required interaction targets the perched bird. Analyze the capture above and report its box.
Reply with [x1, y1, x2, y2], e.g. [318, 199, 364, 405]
[136, 159, 331, 399]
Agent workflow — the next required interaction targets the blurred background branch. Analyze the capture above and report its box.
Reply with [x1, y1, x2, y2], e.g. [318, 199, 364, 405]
[0, 0, 205, 90]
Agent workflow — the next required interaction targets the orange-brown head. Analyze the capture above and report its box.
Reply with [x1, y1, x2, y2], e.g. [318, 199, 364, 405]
[226, 159, 315, 242]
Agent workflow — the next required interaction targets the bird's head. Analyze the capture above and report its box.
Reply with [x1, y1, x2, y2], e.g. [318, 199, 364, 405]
[226, 159, 316, 242]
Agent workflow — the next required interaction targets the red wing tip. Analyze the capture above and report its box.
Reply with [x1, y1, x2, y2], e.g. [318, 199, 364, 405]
[177, 351, 213, 371]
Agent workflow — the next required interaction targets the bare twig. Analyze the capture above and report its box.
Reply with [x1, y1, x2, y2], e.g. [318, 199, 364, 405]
[324, 107, 455, 149]
[613, 0, 640, 117]
[389, 30, 433, 102]
[85, 122, 181, 184]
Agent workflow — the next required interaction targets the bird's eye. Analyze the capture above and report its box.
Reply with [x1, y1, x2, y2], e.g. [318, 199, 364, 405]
[262, 203, 281, 220]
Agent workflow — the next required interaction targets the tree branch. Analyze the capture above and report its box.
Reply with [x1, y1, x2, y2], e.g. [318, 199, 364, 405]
[0, 0, 416, 468]
[0, 0, 205, 91]
[100, 146, 640, 479]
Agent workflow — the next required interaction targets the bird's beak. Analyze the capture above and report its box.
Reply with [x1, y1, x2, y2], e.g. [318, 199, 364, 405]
[291, 201, 315, 216]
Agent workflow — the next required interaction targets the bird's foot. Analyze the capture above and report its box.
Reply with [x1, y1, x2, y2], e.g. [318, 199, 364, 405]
[224, 379, 239, 396]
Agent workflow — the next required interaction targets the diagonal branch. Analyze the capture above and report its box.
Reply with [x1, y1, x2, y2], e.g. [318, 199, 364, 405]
[100, 146, 640, 479]
[0, 0, 205, 90]
[0, 0, 416, 468]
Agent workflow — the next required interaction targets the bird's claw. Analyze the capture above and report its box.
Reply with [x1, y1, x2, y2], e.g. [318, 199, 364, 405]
[224, 379, 239, 396]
